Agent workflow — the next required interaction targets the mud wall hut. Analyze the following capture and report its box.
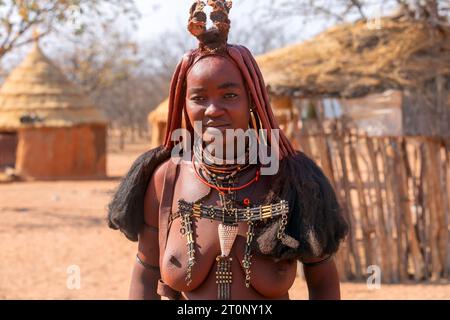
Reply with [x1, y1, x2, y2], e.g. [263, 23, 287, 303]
[148, 98, 169, 149]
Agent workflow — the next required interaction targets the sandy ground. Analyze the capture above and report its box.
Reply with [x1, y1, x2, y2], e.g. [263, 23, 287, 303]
[0, 142, 449, 300]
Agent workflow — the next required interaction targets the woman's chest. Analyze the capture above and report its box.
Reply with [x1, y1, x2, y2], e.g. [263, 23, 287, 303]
[160, 162, 297, 297]
[161, 217, 297, 297]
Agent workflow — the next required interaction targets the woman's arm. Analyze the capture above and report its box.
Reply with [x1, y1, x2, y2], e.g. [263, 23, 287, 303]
[129, 251, 161, 300]
[129, 161, 168, 300]
[302, 256, 341, 300]
[128, 224, 161, 299]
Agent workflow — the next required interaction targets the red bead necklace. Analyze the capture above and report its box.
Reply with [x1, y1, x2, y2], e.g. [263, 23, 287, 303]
[192, 155, 260, 195]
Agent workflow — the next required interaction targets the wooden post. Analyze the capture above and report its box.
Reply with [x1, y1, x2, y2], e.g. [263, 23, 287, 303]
[327, 134, 352, 281]
[381, 138, 408, 281]
[366, 137, 394, 282]
[424, 138, 446, 281]
[348, 134, 375, 268]
[296, 101, 313, 157]
[419, 141, 431, 279]
[444, 140, 450, 277]
[298, 121, 314, 158]
[396, 138, 425, 280]
[379, 138, 401, 282]
[335, 132, 363, 279]
[315, 100, 337, 187]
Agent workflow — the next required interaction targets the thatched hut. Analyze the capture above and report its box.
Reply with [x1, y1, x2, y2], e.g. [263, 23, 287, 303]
[0, 43, 107, 179]
[257, 17, 450, 283]
[148, 98, 169, 149]
[256, 17, 450, 137]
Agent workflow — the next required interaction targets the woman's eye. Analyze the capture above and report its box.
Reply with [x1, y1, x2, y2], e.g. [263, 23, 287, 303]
[224, 93, 237, 99]
[191, 96, 205, 102]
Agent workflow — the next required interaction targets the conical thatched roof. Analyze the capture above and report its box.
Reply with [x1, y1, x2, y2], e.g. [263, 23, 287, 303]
[256, 17, 450, 99]
[0, 43, 107, 130]
[148, 98, 169, 123]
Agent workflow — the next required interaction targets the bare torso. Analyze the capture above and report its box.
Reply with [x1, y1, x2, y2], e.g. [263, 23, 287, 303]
[159, 160, 297, 300]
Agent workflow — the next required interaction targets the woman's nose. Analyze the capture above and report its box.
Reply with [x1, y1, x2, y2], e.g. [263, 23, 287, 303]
[204, 101, 226, 118]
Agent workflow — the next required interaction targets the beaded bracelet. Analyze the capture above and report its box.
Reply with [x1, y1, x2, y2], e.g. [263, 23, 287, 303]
[136, 254, 160, 271]
[302, 254, 333, 267]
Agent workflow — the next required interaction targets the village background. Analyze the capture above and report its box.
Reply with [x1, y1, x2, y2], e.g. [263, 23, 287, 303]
[0, 0, 449, 299]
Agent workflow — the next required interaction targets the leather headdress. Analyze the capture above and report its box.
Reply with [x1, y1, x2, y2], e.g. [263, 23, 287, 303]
[163, 0, 296, 159]
[188, 0, 233, 53]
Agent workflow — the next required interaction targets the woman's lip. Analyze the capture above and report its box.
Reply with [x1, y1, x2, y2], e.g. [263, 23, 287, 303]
[206, 124, 231, 128]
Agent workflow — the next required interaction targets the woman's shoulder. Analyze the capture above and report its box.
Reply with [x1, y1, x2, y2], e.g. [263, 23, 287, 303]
[143, 158, 171, 227]
[149, 158, 171, 190]
[144, 156, 179, 206]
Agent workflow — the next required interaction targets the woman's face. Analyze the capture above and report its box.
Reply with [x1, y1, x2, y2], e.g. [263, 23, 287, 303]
[185, 55, 250, 152]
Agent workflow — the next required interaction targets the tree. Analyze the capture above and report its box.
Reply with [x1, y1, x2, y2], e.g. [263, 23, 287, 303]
[230, 17, 292, 55]
[256, 0, 450, 27]
[55, 26, 195, 143]
[55, 23, 141, 132]
[0, 0, 138, 60]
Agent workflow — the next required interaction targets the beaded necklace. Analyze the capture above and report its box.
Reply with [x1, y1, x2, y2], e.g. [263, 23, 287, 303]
[176, 144, 289, 299]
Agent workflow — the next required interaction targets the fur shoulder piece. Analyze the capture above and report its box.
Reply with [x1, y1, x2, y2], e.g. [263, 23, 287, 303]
[107, 145, 171, 241]
[253, 151, 349, 262]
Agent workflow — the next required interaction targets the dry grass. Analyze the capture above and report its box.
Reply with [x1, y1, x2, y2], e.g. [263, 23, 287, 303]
[256, 17, 450, 98]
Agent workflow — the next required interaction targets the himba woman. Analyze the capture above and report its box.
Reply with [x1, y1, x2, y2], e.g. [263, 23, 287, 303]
[108, 0, 348, 300]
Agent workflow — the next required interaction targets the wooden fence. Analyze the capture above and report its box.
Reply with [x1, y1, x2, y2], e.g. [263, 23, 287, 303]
[296, 121, 450, 282]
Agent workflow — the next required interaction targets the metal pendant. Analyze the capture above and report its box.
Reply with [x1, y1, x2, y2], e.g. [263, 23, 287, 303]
[218, 223, 238, 257]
